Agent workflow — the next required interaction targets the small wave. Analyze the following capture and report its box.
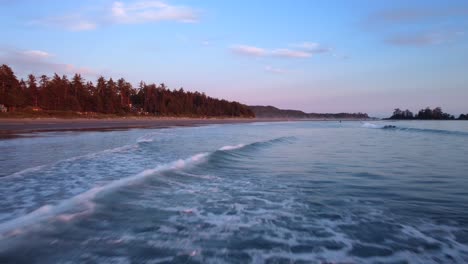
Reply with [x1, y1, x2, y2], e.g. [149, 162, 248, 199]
[0, 137, 295, 239]
[361, 122, 384, 129]
[248, 136, 296, 149]
[394, 127, 468, 136]
[0, 152, 209, 239]
[215, 137, 295, 156]
[137, 138, 154, 143]
[219, 144, 245, 151]
[362, 123, 468, 136]
[136, 132, 162, 143]
[1, 144, 137, 180]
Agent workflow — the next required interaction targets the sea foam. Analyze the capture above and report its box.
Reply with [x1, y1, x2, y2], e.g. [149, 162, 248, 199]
[0, 151, 209, 239]
[361, 122, 384, 129]
[219, 144, 246, 151]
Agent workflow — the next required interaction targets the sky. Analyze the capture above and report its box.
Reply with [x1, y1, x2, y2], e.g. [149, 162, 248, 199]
[0, 0, 467, 117]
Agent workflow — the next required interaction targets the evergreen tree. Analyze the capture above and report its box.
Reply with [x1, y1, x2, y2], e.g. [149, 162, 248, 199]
[0, 64, 255, 117]
[27, 74, 40, 107]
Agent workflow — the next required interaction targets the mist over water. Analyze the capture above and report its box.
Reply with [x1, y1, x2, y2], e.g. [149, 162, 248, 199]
[1, 121, 468, 263]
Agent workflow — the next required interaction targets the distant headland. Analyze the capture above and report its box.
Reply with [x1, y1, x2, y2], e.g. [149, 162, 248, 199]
[248, 105, 369, 120]
[386, 107, 468, 120]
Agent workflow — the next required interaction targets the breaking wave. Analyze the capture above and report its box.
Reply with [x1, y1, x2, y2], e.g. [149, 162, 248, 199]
[0, 136, 293, 239]
[0, 152, 209, 239]
[1, 134, 156, 179]
[362, 123, 468, 136]
[361, 122, 384, 129]
[219, 144, 246, 151]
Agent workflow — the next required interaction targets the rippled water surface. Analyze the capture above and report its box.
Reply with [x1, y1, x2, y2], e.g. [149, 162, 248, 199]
[1, 121, 468, 263]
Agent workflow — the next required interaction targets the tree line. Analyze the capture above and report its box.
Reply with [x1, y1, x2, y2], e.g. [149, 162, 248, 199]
[0, 64, 254, 117]
[389, 107, 467, 120]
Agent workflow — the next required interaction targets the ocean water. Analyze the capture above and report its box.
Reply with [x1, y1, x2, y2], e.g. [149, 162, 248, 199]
[0, 121, 468, 263]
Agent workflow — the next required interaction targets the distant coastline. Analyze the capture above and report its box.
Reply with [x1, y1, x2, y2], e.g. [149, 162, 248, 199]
[249, 105, 369, 120]
[385, 107, 468, 120]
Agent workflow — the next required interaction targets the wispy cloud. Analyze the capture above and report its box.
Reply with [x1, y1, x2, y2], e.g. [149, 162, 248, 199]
[231, 45, 268, 57]
[366, 6, 468, 47]
[111, 1, 198, 24]
[0, 48, 98, 76]
[271, 49, 312, 58]
[291, 42, 332, 54]
[32, 14, 98, 32]
[22, 50, 53, 59]
[231, 45, 314, 58]
[386, 31, 464, 46]
[369, 7, 468, 24]
[231, 41, 335, 59]
[33, 1, 199, 31]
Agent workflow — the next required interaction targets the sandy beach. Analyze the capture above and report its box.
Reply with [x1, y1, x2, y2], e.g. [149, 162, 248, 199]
[0, 117, 369, 140]
[0, 118, 258, 138]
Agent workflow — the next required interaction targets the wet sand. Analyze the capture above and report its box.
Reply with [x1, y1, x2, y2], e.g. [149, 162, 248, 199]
[0, 117, 366, 140]
[0, 118, 269, 139]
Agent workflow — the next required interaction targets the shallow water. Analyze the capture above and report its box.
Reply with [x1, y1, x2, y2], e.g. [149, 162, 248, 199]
[0, 121, 467, 263]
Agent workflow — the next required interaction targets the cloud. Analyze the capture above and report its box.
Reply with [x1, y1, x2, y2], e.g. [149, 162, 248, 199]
[365, 6, 468, 47]
[386, 31, 464, 46]
[231, 45, 312, 58]
[32, 14, 98, 32]
[22, 50, 53, 59]
[0, 48, 98, 77]
[111, 1, 198, 24]
[70, 21, 98, 31]
[230, 41, 337, 59]
[369, 8, 468, 24]
[231, 45, 268, 57]
[271, 49, 311, 58]
[265, 66, 287, 74]
[292, 42, 332, 54]
[33, 1, 199, 31]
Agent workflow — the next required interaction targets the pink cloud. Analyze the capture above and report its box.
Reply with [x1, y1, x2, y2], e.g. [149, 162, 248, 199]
[230, 45, 268, 57]
[0, 48, 100, 77]
[271, 49, 312, 58]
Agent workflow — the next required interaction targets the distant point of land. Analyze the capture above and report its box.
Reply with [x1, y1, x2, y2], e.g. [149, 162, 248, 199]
[386, 107, 467, 120]
[248, 105, 369, 120]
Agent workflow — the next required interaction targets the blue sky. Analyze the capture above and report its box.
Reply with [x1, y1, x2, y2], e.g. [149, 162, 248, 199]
[1, 0, 467, 116]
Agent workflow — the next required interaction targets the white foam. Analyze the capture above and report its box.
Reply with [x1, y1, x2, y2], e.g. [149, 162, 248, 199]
[0, 152, 209, 239]
[136, 138, 153, 143]
[361, 122, 383, 129]
[219, 144, 245, 151]
[2, 165, 48, 179]
[136, 132, 161, 143]
[2, 144, 137, 180]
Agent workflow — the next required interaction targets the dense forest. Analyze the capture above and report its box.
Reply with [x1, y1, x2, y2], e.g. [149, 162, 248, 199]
[388, 107, 467, 120]
[249, 105, 369, 119]
[0, 64, 254, 117]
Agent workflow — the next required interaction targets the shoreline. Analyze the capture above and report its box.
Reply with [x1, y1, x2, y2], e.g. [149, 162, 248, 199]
[0, 117, 369, 140]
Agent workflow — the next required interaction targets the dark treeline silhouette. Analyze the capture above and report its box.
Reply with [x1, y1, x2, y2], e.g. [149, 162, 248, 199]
[388, 107, 463, 120]
[0, 64, 254, 117]
[459, 114, 468, 120]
